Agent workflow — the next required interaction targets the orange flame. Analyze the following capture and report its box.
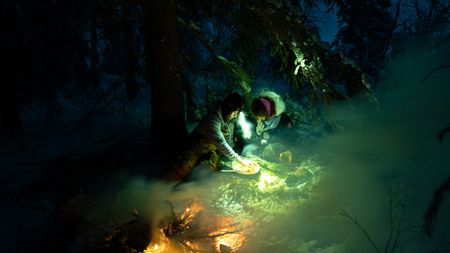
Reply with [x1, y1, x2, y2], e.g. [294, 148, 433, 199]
[179, 201, 204, 226]
[212, 232, 246, 253]
[144, 200, 251, 253]
[143, 228, 169, 253]
[209, 217, 251, 253]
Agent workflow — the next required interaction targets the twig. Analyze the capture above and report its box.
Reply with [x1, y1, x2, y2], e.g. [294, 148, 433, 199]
[420, 65, 450, 83]
[384, 184, 394, 253]
[340, 209, 381, 253]
[107, 213, 124, 230]
[390, 186, 411, 253]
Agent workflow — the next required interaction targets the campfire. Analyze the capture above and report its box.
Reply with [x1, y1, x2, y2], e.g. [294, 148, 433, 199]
[76, 156, 322, 253]
[144, 200, 252, 253]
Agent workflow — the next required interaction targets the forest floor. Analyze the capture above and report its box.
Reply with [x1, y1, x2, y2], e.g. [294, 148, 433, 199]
[0, 122, 163, 253]
[0, 120, 326, 253]
[3, 103, 449, 253]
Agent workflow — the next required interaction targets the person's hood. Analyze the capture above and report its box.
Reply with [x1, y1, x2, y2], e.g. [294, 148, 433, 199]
[258, 91, 286, 116]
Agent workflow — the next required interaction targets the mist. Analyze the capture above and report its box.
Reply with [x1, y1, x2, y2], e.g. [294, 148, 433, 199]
[75, 43, 450, 253]
[238, 43, 450, 252]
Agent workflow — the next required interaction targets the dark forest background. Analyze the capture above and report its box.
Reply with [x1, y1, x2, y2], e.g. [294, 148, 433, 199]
[1, 0, 449, 253]
[2, 0, 448, 151]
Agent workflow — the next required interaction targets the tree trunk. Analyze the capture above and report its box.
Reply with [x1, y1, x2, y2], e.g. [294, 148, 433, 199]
[145, 0, 187, 156]
[0, 89, 21, 136]
[1, 1, 21, 136]
[123, 2, 139, 100]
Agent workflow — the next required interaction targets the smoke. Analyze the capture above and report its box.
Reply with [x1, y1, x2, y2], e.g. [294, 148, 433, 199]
[89, 176, 216, 226]
[92, 43, 449, 253]
[238, 43, 450, 252]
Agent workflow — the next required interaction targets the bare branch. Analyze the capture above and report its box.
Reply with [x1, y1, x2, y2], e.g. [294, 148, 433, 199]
[340, 209, 381, 253]
[384, 184, 395, 253]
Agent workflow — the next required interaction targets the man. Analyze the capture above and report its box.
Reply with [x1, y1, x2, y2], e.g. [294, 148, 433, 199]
[164, 92, 259, 181]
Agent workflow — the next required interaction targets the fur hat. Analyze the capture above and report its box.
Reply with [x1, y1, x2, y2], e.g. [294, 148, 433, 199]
[250, 91, 285, 118]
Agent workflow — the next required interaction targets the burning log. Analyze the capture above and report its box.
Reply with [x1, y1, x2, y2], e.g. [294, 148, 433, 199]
[143, 200, 252, 253]
[108, 218, 153, 252]
[75, 155, 324, 253]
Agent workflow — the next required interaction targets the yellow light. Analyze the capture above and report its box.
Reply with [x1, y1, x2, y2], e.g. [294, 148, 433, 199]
[231, 160, 260, 174]
[213, 233, 246, 253]
[143, 228, 169, 253]
[209, 216, 248, 253]
[257, 172, 285, 192]
[144, 242, 165, 252]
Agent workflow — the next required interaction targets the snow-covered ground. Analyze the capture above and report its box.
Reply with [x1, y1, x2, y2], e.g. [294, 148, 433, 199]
[1, 43, 449, 253]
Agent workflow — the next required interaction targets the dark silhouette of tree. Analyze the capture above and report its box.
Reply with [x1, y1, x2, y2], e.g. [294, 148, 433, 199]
[330, 0, 398, 83]
[2, 0, 87, 135]
[176, 0, 377, 125]
[401, 0, 450, 41]
[423, 120, 450, 238]
[1, 0, 403, 155]
[145, 0, 188, 156]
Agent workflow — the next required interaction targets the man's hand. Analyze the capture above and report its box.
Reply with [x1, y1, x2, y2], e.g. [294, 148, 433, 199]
[234, 156, 260, 174]
[239, 158, 259, 169]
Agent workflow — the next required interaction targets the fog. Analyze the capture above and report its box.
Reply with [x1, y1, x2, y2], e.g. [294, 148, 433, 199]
[9, 42, 444, 253]
[110, 43, 450, 253]
[244, 43, 450, 252]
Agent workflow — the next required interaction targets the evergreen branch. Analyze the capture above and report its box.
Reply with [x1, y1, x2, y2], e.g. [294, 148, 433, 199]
[437, 122, 450, 143]
[177, 16, 252, 94]
[423, 176, 450, 237]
